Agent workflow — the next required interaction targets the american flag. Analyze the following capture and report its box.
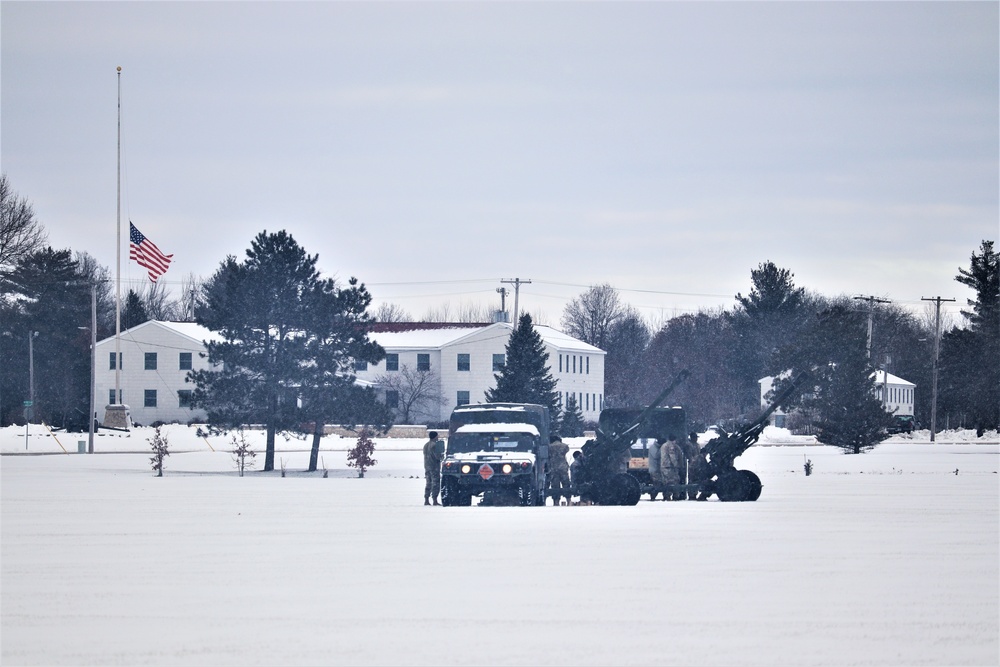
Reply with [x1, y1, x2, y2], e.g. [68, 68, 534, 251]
[129, 222, 173, 282]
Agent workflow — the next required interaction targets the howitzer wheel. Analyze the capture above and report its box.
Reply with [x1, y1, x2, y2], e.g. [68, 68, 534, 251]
[597, 473, 642, 506]
[716, 469, 762, 502]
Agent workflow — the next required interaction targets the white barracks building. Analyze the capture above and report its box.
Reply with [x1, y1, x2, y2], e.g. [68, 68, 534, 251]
[354, 322, 606, 424]
[95, 320, 605, 428]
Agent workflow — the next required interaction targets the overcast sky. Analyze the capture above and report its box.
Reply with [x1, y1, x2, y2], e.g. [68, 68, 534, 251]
[2, 1, 997, 326]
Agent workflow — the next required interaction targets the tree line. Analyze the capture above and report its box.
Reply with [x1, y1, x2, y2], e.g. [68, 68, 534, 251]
[563, 246, 998, 443]
[2, 173, 997, 453]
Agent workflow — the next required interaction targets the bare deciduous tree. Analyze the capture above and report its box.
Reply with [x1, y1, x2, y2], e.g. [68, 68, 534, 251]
[0, 174, 47, 270]
[560, 283, 625, 349]
[373, 302, 412, 322]
[376, 364, 446, 423]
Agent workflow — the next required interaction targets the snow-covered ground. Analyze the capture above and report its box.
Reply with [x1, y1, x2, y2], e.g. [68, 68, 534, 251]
[2, 424, 998, 666]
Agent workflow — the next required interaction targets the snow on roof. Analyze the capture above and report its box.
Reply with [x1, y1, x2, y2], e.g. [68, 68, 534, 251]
[455, 423, 540, 436]
[155, 321, 223, 344]
[872, 370, 915, 387]
[368, 321, 605, 354]
[370, 326, 491, 349]
[97, 320, 222, 347]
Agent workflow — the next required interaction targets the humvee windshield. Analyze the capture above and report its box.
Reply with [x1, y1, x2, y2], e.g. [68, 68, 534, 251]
[447, 432, 537, 454]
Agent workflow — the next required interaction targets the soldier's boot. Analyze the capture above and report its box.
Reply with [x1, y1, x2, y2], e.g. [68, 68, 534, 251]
[432, 497, 440, 506]
[424, 497, 430, 506]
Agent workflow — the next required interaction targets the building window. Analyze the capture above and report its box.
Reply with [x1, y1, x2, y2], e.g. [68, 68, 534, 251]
[457, 390, 470, 406]
[109, 352, 122, 370]
[457, 353, 470, 371]
[179, 352, 192, 370]
[144, 390, 157, 408]
[559, 354, 563, 372]
[385, 353, 399, 371]
[417, 353, 430, 372]
[492, 354, 505, 372]
[144, 352, 157, 370]
[385, 390, 399, 409]
[178, 390, 193, 408]
[108, 389, 122, 405]
[586, 393, 590, 411]
[354, 359, 368, 372]
[586, 357, 590, 374]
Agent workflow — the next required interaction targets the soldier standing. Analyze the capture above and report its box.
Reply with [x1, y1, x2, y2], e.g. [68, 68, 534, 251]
[570, 450, 588, 503]
[685, 431, 714, 500]
[647, 437, 663, 501]
[423, 431, 443, 505]
[659, 434, 685, 500]
[547, 435, 571, 505]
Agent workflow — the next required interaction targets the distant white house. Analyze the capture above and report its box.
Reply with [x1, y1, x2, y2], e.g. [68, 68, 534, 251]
[759, 370, 916, 427]
[353, 322, 606, 424]
[95, 321, 219, 426]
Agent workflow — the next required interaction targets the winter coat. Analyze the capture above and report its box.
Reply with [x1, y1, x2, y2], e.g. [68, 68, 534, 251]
[682, 439, 711, 483]
[647, 440, 663, 483]
[423, 439, 443, 474]
[659, 439, 684, 485]
[549, 440, 570, 473]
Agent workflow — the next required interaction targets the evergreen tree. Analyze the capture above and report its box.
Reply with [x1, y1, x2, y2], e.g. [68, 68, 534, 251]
[728, 261, 813, 414]
[939, 240, 999, 434]
[298, 276, 388, 472]
[486, 313, 561, 430]
[122, 289, 149, 329]
[192, 231, 324, 471]
[3, 247, 91, 428]
[778, 304, 894, 452]
[560, 394, 585, 437]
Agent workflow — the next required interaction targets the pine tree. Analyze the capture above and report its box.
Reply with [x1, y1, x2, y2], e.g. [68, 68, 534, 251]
[192, 231, 325, 471]
[940, 240, 1000, 434]
[486, 313, 561, 429]
[122, 289, 149, 330]
[782, 304, 894, 453]
[560, 394, 585, 437]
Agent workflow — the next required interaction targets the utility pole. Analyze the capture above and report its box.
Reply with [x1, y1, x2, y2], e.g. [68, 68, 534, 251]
[496, 287, 508, 321]
[89, 283, 97, 453]
[853, 295, 891, 358]
[501, 278, 532, 324]
[921, 296, 955, 442]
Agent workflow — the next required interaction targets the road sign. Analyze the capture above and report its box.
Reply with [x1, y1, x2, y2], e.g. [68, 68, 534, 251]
[23, 400, 32, 407]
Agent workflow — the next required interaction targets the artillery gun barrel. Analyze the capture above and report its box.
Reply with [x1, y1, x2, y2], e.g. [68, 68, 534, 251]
[601, 370, 690, 447]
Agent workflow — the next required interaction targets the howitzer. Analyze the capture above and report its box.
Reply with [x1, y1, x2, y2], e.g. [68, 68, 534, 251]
[577, 370, 690, 505]
[701, 371, 811, 502]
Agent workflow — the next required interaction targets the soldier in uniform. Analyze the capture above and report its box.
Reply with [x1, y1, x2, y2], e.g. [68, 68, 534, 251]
[685, 431, 714, 500]
[570, 450, 588, 504]
[423, 431, 443, 505]
[659, 434, 685, 500]
[647, 437, 663, 500]
[547, 435, 571, 506]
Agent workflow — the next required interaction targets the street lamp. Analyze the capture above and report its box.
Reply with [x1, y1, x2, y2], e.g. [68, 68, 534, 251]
[79, 284, 97, 453]
[27, 330, 38, 419]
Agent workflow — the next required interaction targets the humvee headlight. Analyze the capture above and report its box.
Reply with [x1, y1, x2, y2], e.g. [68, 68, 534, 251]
[501, 463, 513, 474]
[460, 464, 472, 474]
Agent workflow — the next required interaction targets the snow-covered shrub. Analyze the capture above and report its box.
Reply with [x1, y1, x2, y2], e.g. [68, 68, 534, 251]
[148, 426, 170, 477]
[231, 430, 256, 477]
[346, 428, 377, 478]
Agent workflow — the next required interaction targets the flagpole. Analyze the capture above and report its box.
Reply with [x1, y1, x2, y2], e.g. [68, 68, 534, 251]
[115, 66, 121, 402]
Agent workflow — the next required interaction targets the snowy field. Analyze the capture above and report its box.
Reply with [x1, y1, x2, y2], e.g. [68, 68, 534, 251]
[2, 425, 998, 666]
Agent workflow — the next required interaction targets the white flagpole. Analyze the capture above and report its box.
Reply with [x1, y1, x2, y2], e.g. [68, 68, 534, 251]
[114, 66, 121, 402]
